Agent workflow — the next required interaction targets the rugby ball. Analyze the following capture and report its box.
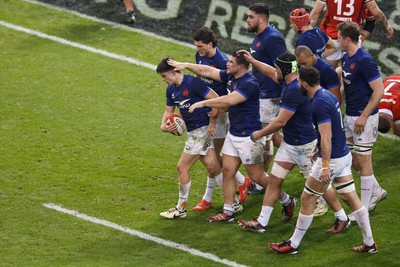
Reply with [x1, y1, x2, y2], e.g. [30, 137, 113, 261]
[168, 113, 186, 136]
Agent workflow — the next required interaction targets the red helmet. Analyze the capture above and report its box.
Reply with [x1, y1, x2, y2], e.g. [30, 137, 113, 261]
[290, 8, 310, 33]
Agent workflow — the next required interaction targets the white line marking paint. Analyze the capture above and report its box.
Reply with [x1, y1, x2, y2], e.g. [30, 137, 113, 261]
[0, 20, 156, 70]
[22, 0, 196, 49]
[43, 203, 249, 267]
[379, 132, 400, 141]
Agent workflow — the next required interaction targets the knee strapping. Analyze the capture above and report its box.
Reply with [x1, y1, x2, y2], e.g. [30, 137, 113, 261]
[303, 184, 325, 197]
[352, 143, 373, 155]
[270, 162, 290, 179]
[334, 180, 355, 194]
[346, 142, 354, 152]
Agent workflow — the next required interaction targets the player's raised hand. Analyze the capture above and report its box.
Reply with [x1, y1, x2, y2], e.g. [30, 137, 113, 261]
[237, 50, 254, 63]
[167, 59, 186, 71]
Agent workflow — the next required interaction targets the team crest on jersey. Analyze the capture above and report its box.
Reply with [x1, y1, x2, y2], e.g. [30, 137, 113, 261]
[183, 89, 189, 96]
[350, 63, 355, 71]
[256, 41, 261, 47]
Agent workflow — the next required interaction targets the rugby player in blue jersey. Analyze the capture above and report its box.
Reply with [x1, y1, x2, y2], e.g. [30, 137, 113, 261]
[192, 27, 251, 211]
[289, 8, 336, 59]
[246, 3, 287, 190]
[168, 52, 268, 222]
[295, 46, 341, 104]
[156, 58, 222, 220]
[269, 66, 377, 254]
[295, 46, 343, 216]
[237, 51, 316, 232]
[337, 21, 386, 216]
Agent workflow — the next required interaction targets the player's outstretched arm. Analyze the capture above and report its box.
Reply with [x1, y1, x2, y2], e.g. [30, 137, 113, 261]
[237, 49, 279, 84]
[167, 59, 222, 82]
[250, 108, 294, 141]
[189, 92, 245, 113]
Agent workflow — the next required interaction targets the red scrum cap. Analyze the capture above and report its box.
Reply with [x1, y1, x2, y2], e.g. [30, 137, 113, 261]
[290, 8, 310, 33]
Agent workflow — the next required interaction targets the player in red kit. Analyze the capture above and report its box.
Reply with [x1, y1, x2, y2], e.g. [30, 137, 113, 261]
[310, 0, 393, 67]
[378, 74, 400, 137]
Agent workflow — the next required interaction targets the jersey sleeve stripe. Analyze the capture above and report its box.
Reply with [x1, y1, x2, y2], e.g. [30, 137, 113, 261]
[317, 119, 332, 124]
[202, 87, 211, 98]
[281, 105, 296, 112]
[367, 74, 381, 83]
[235, 89, 248, 100]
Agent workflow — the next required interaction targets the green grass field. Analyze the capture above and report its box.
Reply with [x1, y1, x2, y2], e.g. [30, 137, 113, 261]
[1, 1, 399, 266]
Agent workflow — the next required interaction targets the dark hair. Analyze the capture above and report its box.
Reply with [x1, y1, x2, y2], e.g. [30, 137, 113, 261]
[337, 21, 360, 43]
[232, 52, 250, 69]
[298, 66, 320, 87]
[193, 27, 217, 47]
[249, 3, 269, 18]
[275, 51, 297, 79]
[378, 113, 392, 133]
[156, 57, 174, 73]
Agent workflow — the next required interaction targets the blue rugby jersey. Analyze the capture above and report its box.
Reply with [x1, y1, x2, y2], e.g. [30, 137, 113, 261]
[220, 70, 262, 137]
[311, 88, 350, 158]
[166, 75, 211, 132]
[296, 28, 329, 58]
[314, 57, 340, 91]
[195, 48, 229, 97]
[342, 48, 381, 116]
[280, 79, 317, 145]
[250, 24, 286, 99]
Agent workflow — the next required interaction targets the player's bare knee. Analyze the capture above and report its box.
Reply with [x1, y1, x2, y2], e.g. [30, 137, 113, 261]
[207, 167, 221, 177]
[176, 163, 189, 175]
[267, 174, 283, 189]
[300, 192, 316, 208]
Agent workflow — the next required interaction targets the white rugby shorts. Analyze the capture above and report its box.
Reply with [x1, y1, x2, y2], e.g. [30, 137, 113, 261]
[260, 98, 281, 124]
[221, 132, 265, 165]
[344, 113, 379, 145]
[183, 126, 214, 156]
[310, 152, 352, 182]
[274, 139, 317, 175]
[326, 39, 344, 61]
[215, 112, 229, 139]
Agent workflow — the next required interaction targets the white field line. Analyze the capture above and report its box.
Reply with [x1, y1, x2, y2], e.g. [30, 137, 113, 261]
[379, 132, 400, 141]
[43, 203, 249, 267]
[0, 20, 157, 70]
[22, 0, 196, 49]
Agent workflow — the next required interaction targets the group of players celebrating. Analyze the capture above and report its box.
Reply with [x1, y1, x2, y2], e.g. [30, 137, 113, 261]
[156, 1, 398, 255]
